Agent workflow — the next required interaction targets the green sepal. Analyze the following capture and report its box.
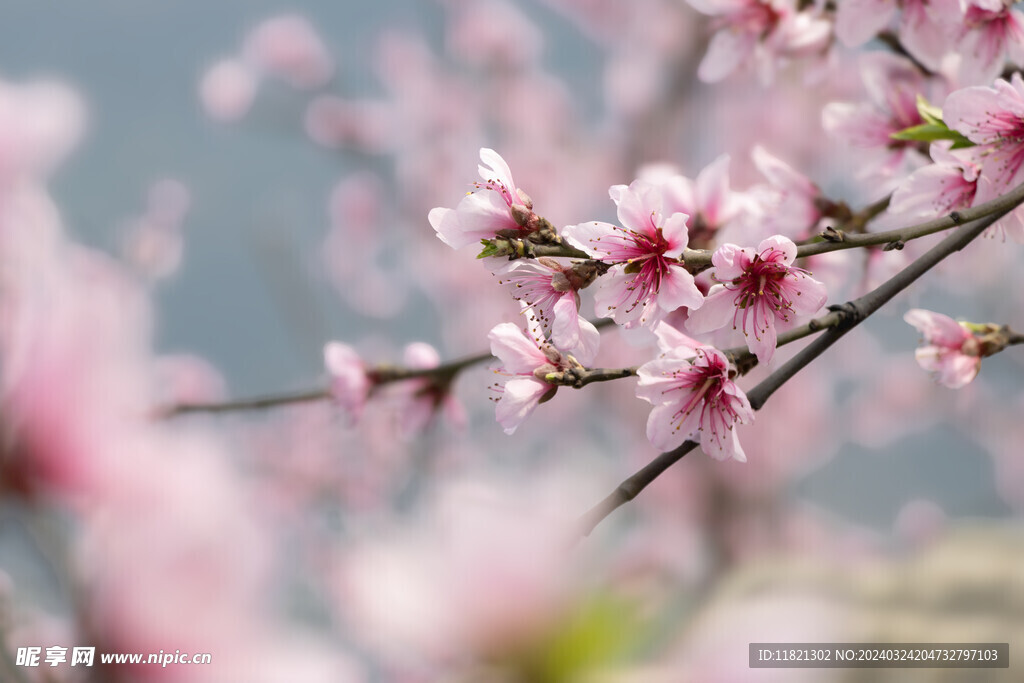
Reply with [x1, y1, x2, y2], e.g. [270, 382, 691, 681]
[477, 239, 499, 259]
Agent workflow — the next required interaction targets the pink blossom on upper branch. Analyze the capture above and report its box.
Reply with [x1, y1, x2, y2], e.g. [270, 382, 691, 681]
[903, 309, 982, 387]
[944, 73, 1024, 196]
[324, 342, 371, 423]
[658, 154, 743, 249]
[636, 340, 754, 461]
[487, 321, 597, 435]
[429, 148, 537, 249]
[887, 140, 1024, 240]
[686, 236, 828, 363]
[822, 52, 939, 176]
[834, 0, 953, 71]
[686, 0, 831, 84]
[562, 179, 703, 329]
[390, 342, 467, 437]
[729, 146, 824, 244]
[951, 0, 1024, 86]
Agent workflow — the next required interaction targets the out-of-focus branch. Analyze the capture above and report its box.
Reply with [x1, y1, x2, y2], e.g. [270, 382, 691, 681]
[160, 321, 616, 417]
[576, 198, 1019, 537]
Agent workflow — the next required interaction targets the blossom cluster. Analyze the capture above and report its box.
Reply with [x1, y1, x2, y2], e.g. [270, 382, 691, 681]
[420, 148, 829, 462]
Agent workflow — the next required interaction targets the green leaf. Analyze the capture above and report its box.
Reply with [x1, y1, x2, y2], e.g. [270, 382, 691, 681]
[916, 94, 944, 127]
[889, 124, 973, 148]
[477, 239, 499, 259]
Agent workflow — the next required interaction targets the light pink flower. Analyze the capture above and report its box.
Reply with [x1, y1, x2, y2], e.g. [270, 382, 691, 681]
[659, 154, 743, 248]
[687, 0, 832, 84]
[429, 148, 535, 250]
[562, 179, 703, 329]
[390, 342, 467, 438]
[834, 0, 953, 70]
[636, 343, 754, 461]
[487, 321, 597, 435]
[730, 146, 824, 244]
[943, 73, 1024, 195]
[242, 14, 334, 89]
[822, 52, 935, 175]
[199, 59, 259, 122]
[324, 342, 371, 423]
[903, 308, 981, 387]
[889, 141, 1024, 241]
[686, 236, 827, 363]
[952, 0, 1024, 86]
[494, 257, 596, 353]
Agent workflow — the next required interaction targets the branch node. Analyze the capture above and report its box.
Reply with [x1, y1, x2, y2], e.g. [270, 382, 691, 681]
[827, 301, 864, 324]
[821, 226, 845, 242]
[882, 239, 905, 251]
[949, 210, 963, 224]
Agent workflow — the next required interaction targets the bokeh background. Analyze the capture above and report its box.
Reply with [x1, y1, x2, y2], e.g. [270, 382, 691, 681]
[1, 1, 1023, 681]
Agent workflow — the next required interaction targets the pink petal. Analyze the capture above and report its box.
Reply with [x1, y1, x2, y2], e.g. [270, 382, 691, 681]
[478, 147, 517, 196]
[653, 267, 703, 314]
[684, 287, 736, 335]
[835, 0, 896, 47]
[645, 402, 696, 452]
[561, 221, 617, 258]
[694, 154, 734, 226]
[903, 309, 968, 348]
[495, 377, 549, 434]
[488, 322, 546, 374]
[698, 28, 753, 83]
[756, 235, 797, 264]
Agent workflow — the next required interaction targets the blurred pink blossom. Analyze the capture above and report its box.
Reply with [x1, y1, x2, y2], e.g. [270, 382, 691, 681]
[951, 0, 1024, 85]
[242, 14, 334, 89]
[324, 342, 371, 423]
[822, 52, 936, 176]
[903, 308, 982, 387]
[687, 0, 831, 84]
[198, 58, 258, 122]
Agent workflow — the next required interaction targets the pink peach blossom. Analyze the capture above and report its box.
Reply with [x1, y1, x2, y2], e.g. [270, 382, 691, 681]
[563, 179, 703, 329]
[198, 59, 258, 122]
[494, 257, 594, 352]
[952, 0, 1024, 86]
[686, 235, 827, 363]
[687, 0, 831, 84]
[834, 0, 953, 71]
[822, 52, 935, 176]
[943, 73, 1024, 195]
[903, 308, 982, 387]
[324, 342, 371, 423]
[429, 148, 535, 249]
[636, 343, 754, 461]
[487, 320, 597, 435]
[659, 154, 743, 247]
[242, 14, 334, 89]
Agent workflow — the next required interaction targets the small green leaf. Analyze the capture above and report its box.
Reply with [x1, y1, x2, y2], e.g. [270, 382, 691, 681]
[916, 94, 945, 127]
[477, 239, 499, 259]
[890, 123, 973, 148]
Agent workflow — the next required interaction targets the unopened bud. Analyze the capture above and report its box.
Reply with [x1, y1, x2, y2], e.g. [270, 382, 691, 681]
[510, 204, 533, 227]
